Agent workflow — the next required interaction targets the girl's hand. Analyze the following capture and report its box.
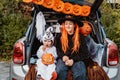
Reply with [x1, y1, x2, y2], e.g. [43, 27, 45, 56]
[65, 59, 74, 66]
[62, 56, 69, 62]
[42, 45, 47, 51]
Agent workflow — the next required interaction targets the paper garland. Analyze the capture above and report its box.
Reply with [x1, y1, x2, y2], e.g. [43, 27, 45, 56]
[23, 0, 91, 16]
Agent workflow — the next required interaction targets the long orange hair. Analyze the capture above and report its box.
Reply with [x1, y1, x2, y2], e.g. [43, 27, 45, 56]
[60, 23, 80, 53]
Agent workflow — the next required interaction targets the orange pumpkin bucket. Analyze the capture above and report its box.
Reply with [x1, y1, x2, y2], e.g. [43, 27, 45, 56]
[79, 21, 92, 36]
[72, 4, 82, 16]
[53, 0, 64, 12]
[33, 0, 44, 5]
[42, 0, 55, 9]
[81, 5, 91, 16]
[42, 53, 54, 65]
[62, 2, 73, 14]
[23, 0, 33, 3]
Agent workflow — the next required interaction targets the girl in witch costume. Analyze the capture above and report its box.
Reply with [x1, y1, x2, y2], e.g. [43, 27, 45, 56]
[54, 15, 89, 80]
[36, 31, 57, 80]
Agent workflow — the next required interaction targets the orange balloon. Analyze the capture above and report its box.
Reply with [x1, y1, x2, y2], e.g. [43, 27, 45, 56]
[53, 0, 64, 12]
[72, 4, 82, 16]
[33, 0, 44, 5]
[23, 0, 32, 3]
[62, 2, 73, 14]
[79, 22, 92, 36]
[81, 5, 91, 16]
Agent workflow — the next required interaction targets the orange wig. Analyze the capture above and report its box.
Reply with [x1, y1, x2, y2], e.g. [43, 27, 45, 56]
[60, 23, 80, 53]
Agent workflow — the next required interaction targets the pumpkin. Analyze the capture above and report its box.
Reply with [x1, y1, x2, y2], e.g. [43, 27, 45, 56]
[72, 4, 82, 16]
[79, 21, 92, 36]
[42, 0, 55, 9]
[81, 5, 91, 16]
[53, 0, 64, 12]
[42, 53, 54, 65]
[23, 0, 32, 3]
[33, 0, 44, 5]
[62, 2, 73, 14]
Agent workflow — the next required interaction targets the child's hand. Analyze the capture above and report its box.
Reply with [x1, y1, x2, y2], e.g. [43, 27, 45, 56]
[62, 56, 69, 62]
[42, 45, 47, 51]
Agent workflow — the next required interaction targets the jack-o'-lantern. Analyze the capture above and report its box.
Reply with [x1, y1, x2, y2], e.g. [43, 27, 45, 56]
[42, 0, 55, 9]
[53, 0, 64, 12]
[79, 21, 92, 36]
[81, 5, 91, 16]
[42, 53, 54, 65]
[33, 0, 44, 5]
[62, 2, 73, 14]
[23, 0, 32, 3]
[72, 4, 82, 16]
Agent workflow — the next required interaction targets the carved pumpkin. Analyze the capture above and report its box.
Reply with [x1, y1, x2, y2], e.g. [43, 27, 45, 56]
[53, 0, 64, 12]
[62, 2, 73, 14]
[81, 5, 91, 16]
[42, 53, 54, 65]
[79, 21, 92, 36]
[42, 0, 55, 9]
[72, 4, 82, 16]
[33, 0, 44, 5]
[23, 0, 32, 3]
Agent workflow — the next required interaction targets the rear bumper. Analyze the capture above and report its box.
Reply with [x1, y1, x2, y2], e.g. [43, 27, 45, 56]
[103, 64, 120, 80]
[10, 62, 29, 80]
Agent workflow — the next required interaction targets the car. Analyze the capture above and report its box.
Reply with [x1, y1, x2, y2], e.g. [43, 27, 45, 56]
[10, 0, 120, 80]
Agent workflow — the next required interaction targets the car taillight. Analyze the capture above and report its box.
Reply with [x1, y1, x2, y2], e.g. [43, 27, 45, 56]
[107, 43, 119, 66]
[13, 42, 24, 64]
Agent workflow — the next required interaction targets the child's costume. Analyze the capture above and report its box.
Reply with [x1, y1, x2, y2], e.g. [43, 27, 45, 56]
[36, 31, 57, 80]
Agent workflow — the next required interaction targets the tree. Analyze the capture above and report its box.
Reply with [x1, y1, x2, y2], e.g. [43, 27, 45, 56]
[0, 0, 31, 60]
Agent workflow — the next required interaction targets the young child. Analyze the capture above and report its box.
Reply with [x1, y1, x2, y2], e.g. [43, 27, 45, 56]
[36, 31, 57, 80]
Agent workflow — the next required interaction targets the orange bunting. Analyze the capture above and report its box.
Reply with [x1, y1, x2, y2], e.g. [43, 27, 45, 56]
[33, 0, 44, 5]
[62, 2, 73, 14]
[53, 0, 64, 12]
[81, 5, 91, 16]
[23, 0, 32, 3]
[79, 21, 92, 36]
[72, 4, 82, 16]
[23, 0, 91, 17]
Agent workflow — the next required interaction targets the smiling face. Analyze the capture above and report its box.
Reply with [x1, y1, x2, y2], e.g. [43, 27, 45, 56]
[64, 20, 75, 35]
